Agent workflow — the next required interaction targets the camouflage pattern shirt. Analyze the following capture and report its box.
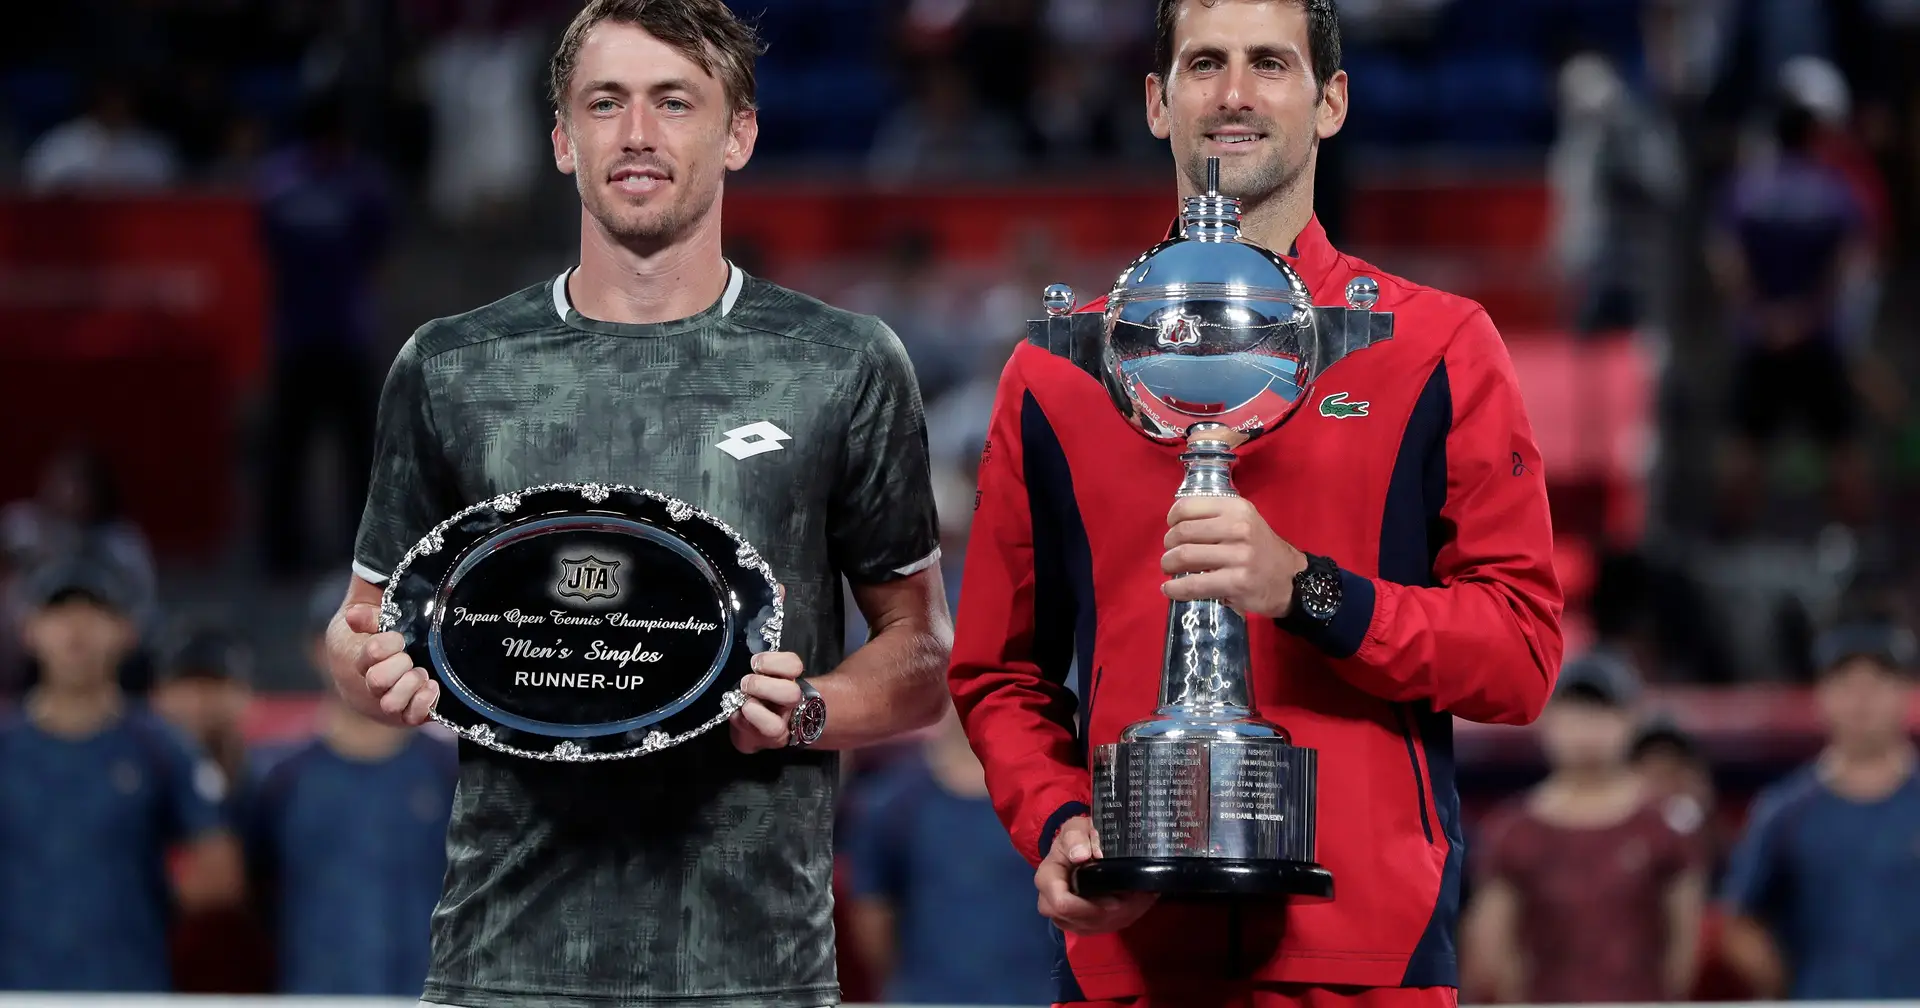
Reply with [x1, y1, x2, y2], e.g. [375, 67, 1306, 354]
[353, 264, 940, 1008]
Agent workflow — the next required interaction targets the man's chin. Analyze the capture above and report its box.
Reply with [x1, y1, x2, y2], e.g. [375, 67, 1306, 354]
[589, 206, 680, 245]
[1185, 149, 1292, 202]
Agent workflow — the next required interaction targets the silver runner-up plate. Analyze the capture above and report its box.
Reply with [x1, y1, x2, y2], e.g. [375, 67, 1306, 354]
[377, 483, 781, 762]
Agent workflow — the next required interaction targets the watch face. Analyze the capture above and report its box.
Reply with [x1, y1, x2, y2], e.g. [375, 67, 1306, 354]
[791, 698, 826, 746]
[1300, 571, 1340, 622]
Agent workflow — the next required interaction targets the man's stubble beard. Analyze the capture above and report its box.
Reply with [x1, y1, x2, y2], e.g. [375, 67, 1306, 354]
[1180, 131, 1314, 211]
[579, 172, 703, 247]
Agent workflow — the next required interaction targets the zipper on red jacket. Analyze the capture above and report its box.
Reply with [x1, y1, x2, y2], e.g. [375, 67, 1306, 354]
[1394, 703, 1435, 844]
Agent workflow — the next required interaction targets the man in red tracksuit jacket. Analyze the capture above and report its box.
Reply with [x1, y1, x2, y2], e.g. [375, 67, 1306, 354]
[947, 2, 1564, 1007]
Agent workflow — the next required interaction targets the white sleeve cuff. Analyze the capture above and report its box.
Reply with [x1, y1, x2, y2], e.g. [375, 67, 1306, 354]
[352, 560, 391, 586]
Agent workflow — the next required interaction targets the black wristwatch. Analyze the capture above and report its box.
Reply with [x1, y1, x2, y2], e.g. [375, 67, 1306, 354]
[1288, 553, 1344, 626]
[788, 678, 826, 748]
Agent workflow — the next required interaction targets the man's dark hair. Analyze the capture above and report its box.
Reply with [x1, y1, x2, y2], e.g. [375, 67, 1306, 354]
[1775, 101, 1817, 154]
[1153, 0, 1342, 100]
[549, 0, 766, 116]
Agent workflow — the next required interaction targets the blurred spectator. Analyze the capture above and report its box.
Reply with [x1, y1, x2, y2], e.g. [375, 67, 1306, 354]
[1704, 0, 1893, 146]
[1718, 620, 1920, 999]
[1631, 719, 1755, 1003]
[1549, 51, 1685, 335]
[413, 0, 548, 226]
[1462, 652, 1704, 1003]
[869, 60, 1024, 185]
[153, 627, 276, 995]
[22, 76, 180, 192]
[1781, 56, 1895, 255]
[256, 91, 395, 579]
[150, 626, 256, 800]
[0, 553, 242, 992]
[239, 574, 455, 996]
[844, 707, 1055, 1005]
[1630, 718, 1719, 862]
[1709, 100, 1877, 533]
[1, 447, 159, 695]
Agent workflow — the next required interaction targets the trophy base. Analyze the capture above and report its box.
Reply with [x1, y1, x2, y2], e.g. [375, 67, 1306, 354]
[1070, 857, 1334, 902]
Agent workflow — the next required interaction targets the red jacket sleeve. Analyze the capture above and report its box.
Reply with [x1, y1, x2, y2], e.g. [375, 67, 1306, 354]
[1286, 309, 1564, 725]
[947, 350, 1091, 866]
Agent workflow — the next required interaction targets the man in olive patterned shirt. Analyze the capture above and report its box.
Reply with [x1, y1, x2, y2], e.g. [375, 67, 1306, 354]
[322, 3, 955, 1006]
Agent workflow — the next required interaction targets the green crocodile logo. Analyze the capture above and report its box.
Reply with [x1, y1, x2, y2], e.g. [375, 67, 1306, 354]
[1319, 392, 1370, 418]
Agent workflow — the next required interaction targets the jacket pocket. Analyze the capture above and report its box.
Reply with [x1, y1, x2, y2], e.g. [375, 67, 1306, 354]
[1393, 702, 1435, 844]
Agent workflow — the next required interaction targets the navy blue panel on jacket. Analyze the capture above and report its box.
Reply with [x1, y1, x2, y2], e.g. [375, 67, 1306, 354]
[1020, 391, 1096, 1004]
[1374, 362, 1463, 988]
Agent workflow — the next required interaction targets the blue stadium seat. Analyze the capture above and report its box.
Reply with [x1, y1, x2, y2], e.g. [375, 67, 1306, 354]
[1340, 51, 1430, 147]
[1430, 53, 1554, 147]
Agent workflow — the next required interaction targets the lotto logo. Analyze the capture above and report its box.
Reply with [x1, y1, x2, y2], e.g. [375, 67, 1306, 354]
[716, 421, 792, 460]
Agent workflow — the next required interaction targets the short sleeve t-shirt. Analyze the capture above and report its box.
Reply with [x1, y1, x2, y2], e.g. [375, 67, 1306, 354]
[843, 757, 1056, 1006]
[1719, 765, 1920, 999]
[1719, 154, 1863, 323]
[0, 707, 227, 991]
[352, 265, 940, 1008]
[243, 734, 458, 995]
[1474, 796, 1699, 1003]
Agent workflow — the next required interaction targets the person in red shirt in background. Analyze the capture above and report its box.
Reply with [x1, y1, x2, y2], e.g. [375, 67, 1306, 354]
[946, 1, 1564, 1006]
[1627, 719, 1753, 1002]
[1460, 654, 1704, 1003]
[152, 627, 274, 994]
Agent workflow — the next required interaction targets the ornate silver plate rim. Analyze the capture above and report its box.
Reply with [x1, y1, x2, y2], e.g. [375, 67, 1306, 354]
[376, 482, 783, 762]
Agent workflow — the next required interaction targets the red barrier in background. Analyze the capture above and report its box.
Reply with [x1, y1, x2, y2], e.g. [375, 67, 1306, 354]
[0, 182, 1573, 559]
[726, 178, 1560, 330]
[0, 195, 265, 557]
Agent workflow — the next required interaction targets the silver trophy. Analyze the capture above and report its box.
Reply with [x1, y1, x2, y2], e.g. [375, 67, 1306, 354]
[1027, 158, 1393, 898]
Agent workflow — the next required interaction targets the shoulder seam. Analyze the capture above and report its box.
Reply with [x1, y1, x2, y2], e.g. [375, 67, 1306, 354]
[725, 316, 884, 363]
[412, 319, 562, 367]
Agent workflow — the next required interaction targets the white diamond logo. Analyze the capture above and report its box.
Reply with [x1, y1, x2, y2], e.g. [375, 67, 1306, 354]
[715, 421, 792, 460]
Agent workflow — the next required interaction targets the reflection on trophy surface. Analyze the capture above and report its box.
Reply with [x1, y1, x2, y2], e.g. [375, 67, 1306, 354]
[1025, 158, 1392, 899]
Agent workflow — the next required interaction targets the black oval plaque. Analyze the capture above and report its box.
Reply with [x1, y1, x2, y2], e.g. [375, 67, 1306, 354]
[378, 484, 781, 761]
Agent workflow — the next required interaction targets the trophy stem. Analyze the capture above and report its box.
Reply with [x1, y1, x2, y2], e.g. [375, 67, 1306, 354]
[1160, 424, 1255, 714]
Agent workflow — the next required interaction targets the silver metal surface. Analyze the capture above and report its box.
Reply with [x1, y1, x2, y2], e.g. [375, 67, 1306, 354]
[1090, 737, 1317, 861]
[1345, 275, 1381, 310]
[1096, 171, 1317, 444]
[1043, 283, 1077, 316]
[377, 483, 779, 762]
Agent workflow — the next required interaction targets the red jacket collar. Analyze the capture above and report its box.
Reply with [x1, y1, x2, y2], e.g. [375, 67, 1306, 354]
[1079, 213, 1346, 314]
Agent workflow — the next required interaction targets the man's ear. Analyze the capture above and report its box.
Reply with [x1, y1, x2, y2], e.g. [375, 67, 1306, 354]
[552, 112, 576, 174]
[1146, 73, 1171, 140]
[726, 108, 759, 172]
[1315, 70, 1349, 141]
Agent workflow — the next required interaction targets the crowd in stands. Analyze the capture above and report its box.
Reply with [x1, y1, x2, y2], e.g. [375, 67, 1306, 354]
[5, 0, 1920, 1002]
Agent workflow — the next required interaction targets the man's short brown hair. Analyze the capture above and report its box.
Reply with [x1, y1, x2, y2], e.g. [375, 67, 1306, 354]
[1153, 0, 1342, 98]
[548, 0, 766, 116]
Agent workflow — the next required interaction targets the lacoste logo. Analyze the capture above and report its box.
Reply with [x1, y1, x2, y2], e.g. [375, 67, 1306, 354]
[557, 555, 621, 602]
[715, 421, 791, 460]
[1319, 392, 1370, 418]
